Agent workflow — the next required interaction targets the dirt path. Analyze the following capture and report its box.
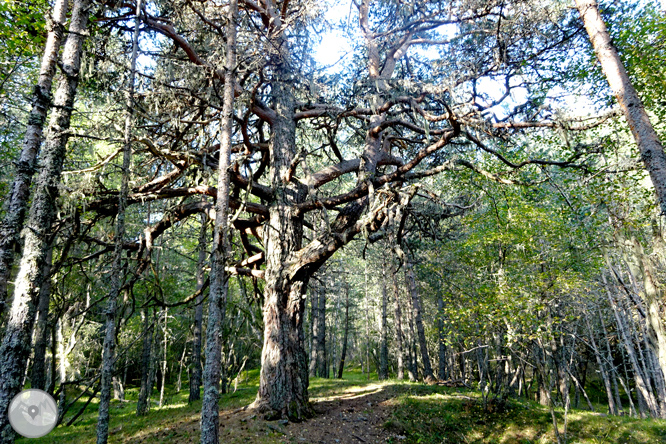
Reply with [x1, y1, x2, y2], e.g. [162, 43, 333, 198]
[281, 383, 405, 444]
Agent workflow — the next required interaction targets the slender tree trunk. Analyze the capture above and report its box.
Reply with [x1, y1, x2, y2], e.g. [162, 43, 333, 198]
[604, 274, 662, 418]
[392, 261, 405, 380]
[56, 319, 66, 418]
[576, 0, 666, 215]
[584, 313, 616, 414]
[0, 0, 68, 315]
[30, 246, 53, 390]
[309, 286, 318, 377]
[176, 342, 187, 393]
[0, 2, 90, 440]
[337, 284, 349, 379]
[137, 308, 155, 416]
[189, 214, 207, 403]
[200, 0, 235, 439]
[96, 2, 140, 440]
[404, 255, 434, 382]
[438, 293, 447, 380]
[598, 307, 624, 414]
[314, 280, 327, 378]
[159, 308, 168, 407]
[379, 264, 389, 380]
[629, 238, 666, 385]
[364, 261, 371, 380]
[112, 377, 125, 402]
[405, 288, 417, 382]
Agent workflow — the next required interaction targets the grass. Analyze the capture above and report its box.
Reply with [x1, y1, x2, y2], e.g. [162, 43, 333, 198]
[16, 369, 666, 444]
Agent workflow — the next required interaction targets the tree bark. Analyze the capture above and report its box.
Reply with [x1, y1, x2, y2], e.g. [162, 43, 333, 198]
[437, 292, 447, 380]
[200, 0, 235, 440]
[603, 273, 662, 418]
[30, 245, 53, 390]
[392, 260, 405, 380]
[136, 308, 155, 416]
[337, 283, 349, 379]
[628, 238, 666, 386]
[250, 36, 313, 420]
[404, 254, 434, 382]
[310, 277, 327, 378]
[97, 1, 140, 440]
[575, 0, 666, 216]
[0, 0, 68, 315]
[189, 214, 207, 403]
[158, 307, 168, 407]
[379, 263, 389, 380]
[584, 313, 617, 414]
[0, 1, 90, 440]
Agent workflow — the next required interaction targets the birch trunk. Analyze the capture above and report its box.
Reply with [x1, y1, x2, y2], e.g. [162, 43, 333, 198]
[575, 0, 666, 215]
[0, 0, 68, 313]
[189, 214, 207, 403]
[0, 1, 90, 440]
[200, 0, 235, 438]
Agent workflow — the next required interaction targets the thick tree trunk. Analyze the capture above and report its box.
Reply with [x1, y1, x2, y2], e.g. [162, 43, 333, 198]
[576, 0, 666, 215]
[30, 246, 53, 390]
[199, 0, 235, 440]
[379, 265, 389, 380]
[404, 255, 434, 382]
[0, 1, 90, 440]
[0, 0, 68, 314]
[392, 261, 405, 380]
[136, 308, 155, 416]
[251, 38, 313, 420]
[97, 2, 140, 440]
[189, 214, 207, 403]
[337, 284, 349, 379]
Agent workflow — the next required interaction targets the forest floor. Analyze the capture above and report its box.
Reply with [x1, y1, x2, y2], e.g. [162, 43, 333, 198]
[17, 369, 666, 444]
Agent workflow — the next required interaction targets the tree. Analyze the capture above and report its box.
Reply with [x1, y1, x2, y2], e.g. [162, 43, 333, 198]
[575, 0, 666, 216]
[0, 0, 67, 318]
[0, 0, 91, 440]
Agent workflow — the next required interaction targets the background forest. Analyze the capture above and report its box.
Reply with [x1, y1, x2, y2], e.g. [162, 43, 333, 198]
[1, 0, 666, 443]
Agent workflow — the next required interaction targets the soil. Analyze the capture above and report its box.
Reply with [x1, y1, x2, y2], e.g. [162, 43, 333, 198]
[207, 383, 407, 444]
